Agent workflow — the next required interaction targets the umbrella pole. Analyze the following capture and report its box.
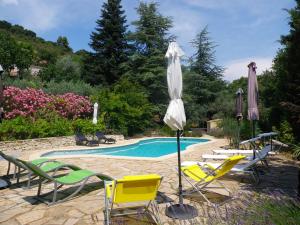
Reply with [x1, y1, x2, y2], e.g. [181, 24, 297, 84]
[252, 120, 256, 159]
[237, 120, 240, 149]
[177, 130, 183, 204]
[165, 130, 198, 220]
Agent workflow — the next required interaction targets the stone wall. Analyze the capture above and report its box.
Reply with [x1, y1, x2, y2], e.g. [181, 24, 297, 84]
[0, 135, 124, 153]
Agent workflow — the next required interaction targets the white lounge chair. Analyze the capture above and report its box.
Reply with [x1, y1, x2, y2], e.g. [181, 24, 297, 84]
[212, 137, 261, 155]
[182, 147, 271, 183]
[203, 145, 271, 166]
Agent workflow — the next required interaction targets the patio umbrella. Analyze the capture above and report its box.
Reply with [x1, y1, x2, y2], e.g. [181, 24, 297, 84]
[164, 42, 197, 220]
[235, 88, 244, 147]
[247, 62, 259, 158]
[92, 102, 98, 125]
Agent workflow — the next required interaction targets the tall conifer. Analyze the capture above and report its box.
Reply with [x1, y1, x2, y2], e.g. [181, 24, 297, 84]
[274, 0, 300, 140]
[89, 0, 128, 85]
[127, 2, 173, 113]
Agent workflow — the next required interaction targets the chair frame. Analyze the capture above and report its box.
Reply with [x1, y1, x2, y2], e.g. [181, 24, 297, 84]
[181, 156, 245, 207]
[18, 159, 113, 205]
[104, 176, 162, 225]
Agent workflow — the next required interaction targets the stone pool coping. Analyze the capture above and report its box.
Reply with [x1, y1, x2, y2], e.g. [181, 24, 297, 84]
[30, 135, 216, 161]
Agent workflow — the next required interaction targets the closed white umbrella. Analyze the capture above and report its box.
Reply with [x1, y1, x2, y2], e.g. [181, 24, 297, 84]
[92, 103, 98, 125]
[164, 42, 186, 130]
[164, 42, 197, 220]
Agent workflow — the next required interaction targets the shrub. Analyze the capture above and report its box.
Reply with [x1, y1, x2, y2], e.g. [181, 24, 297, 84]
[277, 120, 295, 144]
[43, 80, 97, 96]
[72, 117, 105, 135]
[3, 86, 92, 120]
[220, 117, 240, 148]
[0, 116, 73, 140]
[92, 78, 153, 136]
[3, 86, 52, 119]
[0, 115, 105, 141]
[52, 93, 92, 119]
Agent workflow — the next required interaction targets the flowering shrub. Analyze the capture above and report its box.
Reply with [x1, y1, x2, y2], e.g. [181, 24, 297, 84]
[3, 86, 92, 120]
[52, 93, 92, 119]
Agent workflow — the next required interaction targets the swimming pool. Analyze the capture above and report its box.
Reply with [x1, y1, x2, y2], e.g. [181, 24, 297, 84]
[42, 138, 210, 158]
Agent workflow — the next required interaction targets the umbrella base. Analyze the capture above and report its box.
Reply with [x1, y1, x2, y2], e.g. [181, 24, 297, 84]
[165, 203, 198, 220]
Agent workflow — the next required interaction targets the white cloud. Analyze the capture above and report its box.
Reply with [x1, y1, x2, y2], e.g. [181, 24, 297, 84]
[0, 0, 18, 5]
[224, 57, 273, 81]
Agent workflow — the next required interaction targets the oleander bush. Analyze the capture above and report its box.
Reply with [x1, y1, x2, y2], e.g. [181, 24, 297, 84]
[3, 86, 92, 119]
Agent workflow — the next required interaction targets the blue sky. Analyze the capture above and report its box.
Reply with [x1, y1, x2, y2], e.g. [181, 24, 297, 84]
[0, 0, 296, 81]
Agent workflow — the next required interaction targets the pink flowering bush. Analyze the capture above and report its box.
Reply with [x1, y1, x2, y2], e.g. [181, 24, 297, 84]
[52, 93, 92, 119]
[3, 86, 92, 120]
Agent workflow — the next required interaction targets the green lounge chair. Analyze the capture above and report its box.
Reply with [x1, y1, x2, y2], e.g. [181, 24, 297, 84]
[18, 159, 113, 205]
[0, 151, 80, 188]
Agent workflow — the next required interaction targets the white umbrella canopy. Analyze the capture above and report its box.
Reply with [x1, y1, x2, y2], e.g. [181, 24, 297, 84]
[164, 42, 186, 131]
[92, 102, 98, 125]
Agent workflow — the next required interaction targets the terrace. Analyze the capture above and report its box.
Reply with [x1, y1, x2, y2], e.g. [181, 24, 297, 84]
[0, 136, 299, 225]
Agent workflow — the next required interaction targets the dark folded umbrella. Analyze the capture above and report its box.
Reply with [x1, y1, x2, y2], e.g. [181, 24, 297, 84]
[236, 88, 244, 121]
[247, 62, 259, 121]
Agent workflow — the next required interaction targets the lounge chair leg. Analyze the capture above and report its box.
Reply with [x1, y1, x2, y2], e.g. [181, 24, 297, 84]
[37, 178, 42, 196]
[53, 182, 58, 204]
[49, 178, 89, 205]
[12, 165, 17, 180]
[6, 162, 11, 176]
[16, 167, 20, 184]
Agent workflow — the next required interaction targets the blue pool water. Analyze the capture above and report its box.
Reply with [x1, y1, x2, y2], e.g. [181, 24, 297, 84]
[42, 138, 209, 158]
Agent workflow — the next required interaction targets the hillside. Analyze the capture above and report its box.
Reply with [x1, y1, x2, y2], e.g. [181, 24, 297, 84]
[0, 20, 72, 65]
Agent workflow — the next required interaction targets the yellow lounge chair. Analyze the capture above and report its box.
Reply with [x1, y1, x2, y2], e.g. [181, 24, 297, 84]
[104, 174, 162, 225]
[181, 155, 246, 206]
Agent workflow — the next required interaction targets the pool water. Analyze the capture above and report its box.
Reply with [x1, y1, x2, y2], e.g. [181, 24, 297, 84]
[42, 138, 210, 158]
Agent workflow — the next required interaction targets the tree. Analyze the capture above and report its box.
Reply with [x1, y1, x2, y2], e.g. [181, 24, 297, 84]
[184, 27, 225, 126]
[56, 36, 72, 51]
[273, 0, 300, 141]
[126, 2, 173, 115]
[0, 32, 33, 71]
[89, 0, 129, 85]
[40, 55, 81, 82]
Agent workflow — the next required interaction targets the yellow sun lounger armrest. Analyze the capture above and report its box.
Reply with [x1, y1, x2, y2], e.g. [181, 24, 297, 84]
[105, 174, 162, 204]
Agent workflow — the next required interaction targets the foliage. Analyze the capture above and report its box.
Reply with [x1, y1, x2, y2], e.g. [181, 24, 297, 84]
[0, 32, 34, 71]
[43, 80, 97, 96]
[125, 2, 173, 114]
[39, 55, 82, 82]
[220, 117, 240, 147]
[4, 77, 97, 96]
[72, 118, 105, 135]
[0, 116, 73, 141]
[184, 27, 226, 126]
[92, 77, 153, 136]
[0, 114, 105, 141]
[56, 36, 72, 51]
[3, 86, 92, 120]
[273, 1, 300, 141]
[89, 0, 129, 85]
[0, 20, 71, 65]
[276, 120, 295, 144]
[227, 192, 300, 225]
[292, 144, 300, 159]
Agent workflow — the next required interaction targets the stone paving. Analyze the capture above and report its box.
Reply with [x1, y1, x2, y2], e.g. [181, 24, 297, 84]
[0, 136, 299, 225]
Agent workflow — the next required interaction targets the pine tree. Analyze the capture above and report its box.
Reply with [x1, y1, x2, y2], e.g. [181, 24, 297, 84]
[89, 0, 129, 85]
[274, 0, 300, 140]
[126, 2, 173, 114]
[184, 27, 225, 125]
